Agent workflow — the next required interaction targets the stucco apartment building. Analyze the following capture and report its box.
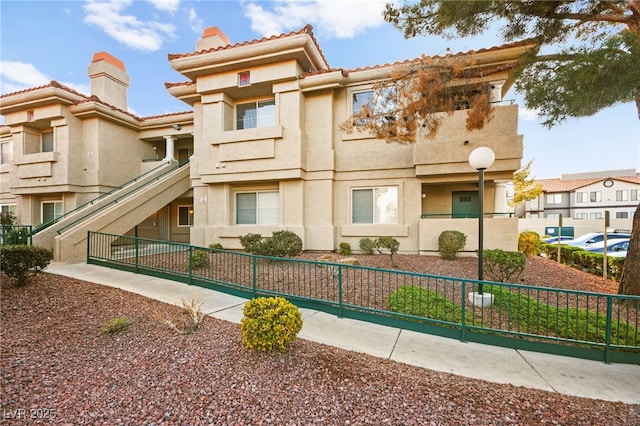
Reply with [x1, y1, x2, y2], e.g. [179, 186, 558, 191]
[518, 169, 640, 237]
[0, 25, 529, 261]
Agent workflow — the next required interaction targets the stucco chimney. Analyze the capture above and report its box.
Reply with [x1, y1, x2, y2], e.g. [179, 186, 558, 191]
[88, 52, 130, 110]
[196, 26, 231, 51]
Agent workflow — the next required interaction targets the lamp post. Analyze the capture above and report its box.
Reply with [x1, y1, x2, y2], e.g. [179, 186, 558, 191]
[468, 147, 495, 306]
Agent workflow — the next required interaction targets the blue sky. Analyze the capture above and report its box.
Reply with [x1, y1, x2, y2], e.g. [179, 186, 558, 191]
[1, 0, 638, 180]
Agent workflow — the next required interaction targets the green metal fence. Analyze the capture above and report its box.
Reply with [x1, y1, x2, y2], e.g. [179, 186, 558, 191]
[1, 225, 33, 245]
[87, 231, 640, 364]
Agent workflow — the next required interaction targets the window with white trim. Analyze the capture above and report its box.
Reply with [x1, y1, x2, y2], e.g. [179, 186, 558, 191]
[546, 213, 559, 219]
[576, 192, 588, 203]
[0, 141, 12, 164]
[546, 193, 562, 204]
[616, 190, 628, 201]
[616, 212, 629, 219]
[351, 88, 397, 126]
[236, 99, 276, 130]
[177, 205, 194, 227]
[574, 213, 588, 219]
[236, 191, 279, 225]
[631, 189, 639, 201]
[1, 204, 16, 216]
[41, 201, 62, 225]
[590, 212, 603, 219]
[352, 187, 398, 224]
[590, 191, 601, 202]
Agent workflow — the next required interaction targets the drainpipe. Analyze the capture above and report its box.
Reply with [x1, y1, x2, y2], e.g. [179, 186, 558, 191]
[163, 136, 176, 162]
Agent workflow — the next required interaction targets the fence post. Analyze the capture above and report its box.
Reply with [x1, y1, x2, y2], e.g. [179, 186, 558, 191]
[604, 296, 613, 364]
[338, 265, 343, 318]
[460, 280, 467, 342]
[134, 226, 139, 274]
[252, 256, 257, 297]
[188, 245, 193, 285]
[86, 231, 91, 262]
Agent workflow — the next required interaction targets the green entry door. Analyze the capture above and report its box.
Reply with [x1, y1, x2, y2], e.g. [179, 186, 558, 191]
[452, 191, 479, 218]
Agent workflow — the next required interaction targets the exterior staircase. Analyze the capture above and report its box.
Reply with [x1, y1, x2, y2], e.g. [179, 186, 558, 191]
[32, 161, 191, 261]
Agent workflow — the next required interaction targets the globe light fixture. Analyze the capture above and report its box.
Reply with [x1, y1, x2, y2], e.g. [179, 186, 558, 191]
[468, 147, 495, 307]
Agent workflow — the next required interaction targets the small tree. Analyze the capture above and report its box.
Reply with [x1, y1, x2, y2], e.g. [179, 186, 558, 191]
[374, 237, 400, 268]
[510, 160, 543, 214]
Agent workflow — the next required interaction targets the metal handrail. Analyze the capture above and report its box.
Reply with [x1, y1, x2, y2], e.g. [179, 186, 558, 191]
[56, 160, 188, 235]
[31, 160, 171, 235]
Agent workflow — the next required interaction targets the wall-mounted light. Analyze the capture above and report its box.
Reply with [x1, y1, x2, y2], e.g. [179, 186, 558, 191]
[464, 140, 469, 145]
[421, 193, 427, 199]
[172, 124, 181, 131]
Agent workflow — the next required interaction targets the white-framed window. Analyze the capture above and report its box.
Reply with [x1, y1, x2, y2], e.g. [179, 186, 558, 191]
[546, 213, 559, 219]
[590, 191, 601, 202]
[546, 193, 562, 204]
[351, 88, 397, 126]
[352, 187, 398, 224]
[616, 212, 629, 219]
[236, 99, 276, 130]
[236, 191, 279, 225]
[41, 200, 62, 225]
[177, 205, 194, 227]
[631, 189, 639, 201]
[574, 213, 588, 219]
[41, 130, 54, 152]
[1, 141, 12, 164]
[576, 192, 588, 203]
[1, 204, 17, 216]
[616, 190, 628, 201]
[590, 212, 603, 219]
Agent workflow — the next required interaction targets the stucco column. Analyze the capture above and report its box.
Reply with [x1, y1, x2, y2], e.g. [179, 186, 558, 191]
[163, 136, 176, 162]
[494, 180, 510, 216]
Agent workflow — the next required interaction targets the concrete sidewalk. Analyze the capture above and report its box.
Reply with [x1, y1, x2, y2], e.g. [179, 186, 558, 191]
[46, 262, 640, 404]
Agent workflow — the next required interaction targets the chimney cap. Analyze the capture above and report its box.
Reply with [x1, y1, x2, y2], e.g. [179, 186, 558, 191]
[201, 26, 230, 46]
[91, 51, 126, 71]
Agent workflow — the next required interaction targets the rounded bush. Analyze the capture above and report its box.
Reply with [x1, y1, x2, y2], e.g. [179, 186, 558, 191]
[241, 297, 302, 352]
[0, 245, 53, 286]
[339, 242, 352, 256]
[518, 231, 541, 257]
[191, 249, 209, 268]
[438, 230, 467, 260]
[359, 238, 376, 255]
[260, 230, 303, 257]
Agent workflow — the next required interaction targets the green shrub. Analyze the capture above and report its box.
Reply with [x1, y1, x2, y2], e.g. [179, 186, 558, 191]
[518, 231, 541, 257]
[241, 297, 302, 352]
[239, 233, 264, 254]
[438, 230, 467, 260]
[191, 249, 209, 268]
[209, 243, 224, 250]
[0, 245, 53, 286]
[388, 285, 478, 325]
[100, 316, 131, 335]
[239, 231, 303, 257]
[3, 227, 31, 245]
[359, 238, 376, 255]
[482, 249, 526, 282]
[339, 242, 352, 256]
[0, 211, 16, 226]
[374, 236, 400, 268]
[259, 230, 303, 257]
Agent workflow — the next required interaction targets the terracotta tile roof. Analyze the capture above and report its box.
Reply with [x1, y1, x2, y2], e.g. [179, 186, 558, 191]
[139, 110, 192, 121]
[301, 37, 539, 79]
[0, 80, 86, 99]
[167, 24, 329, 68]
[164, 81, 194, 89]
[536, 176, 640, 192]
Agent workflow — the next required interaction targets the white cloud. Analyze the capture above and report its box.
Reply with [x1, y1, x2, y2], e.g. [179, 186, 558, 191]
[83, 0, 176, 52]
[188, 7, 204, 34]
[147, 0, 180, 13]
[243, 0, 388, 39]
[0, 61, 89, 96]
[519, 106, 540, 122]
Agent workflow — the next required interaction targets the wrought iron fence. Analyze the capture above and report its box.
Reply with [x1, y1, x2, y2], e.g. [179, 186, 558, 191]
[87, 231, 640, 364]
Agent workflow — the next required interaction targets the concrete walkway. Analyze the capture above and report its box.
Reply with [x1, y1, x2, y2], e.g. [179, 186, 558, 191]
[46, 262, 640, 404]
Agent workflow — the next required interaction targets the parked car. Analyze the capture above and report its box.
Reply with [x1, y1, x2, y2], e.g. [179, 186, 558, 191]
[562, 231, 631, 248]
[584, 238, 629, 257]
[542, 235, 574, 244]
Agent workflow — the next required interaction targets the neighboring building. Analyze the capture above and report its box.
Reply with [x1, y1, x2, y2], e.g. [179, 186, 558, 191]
[518, 169, 639, 236]
[0, 25, 531, 260]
